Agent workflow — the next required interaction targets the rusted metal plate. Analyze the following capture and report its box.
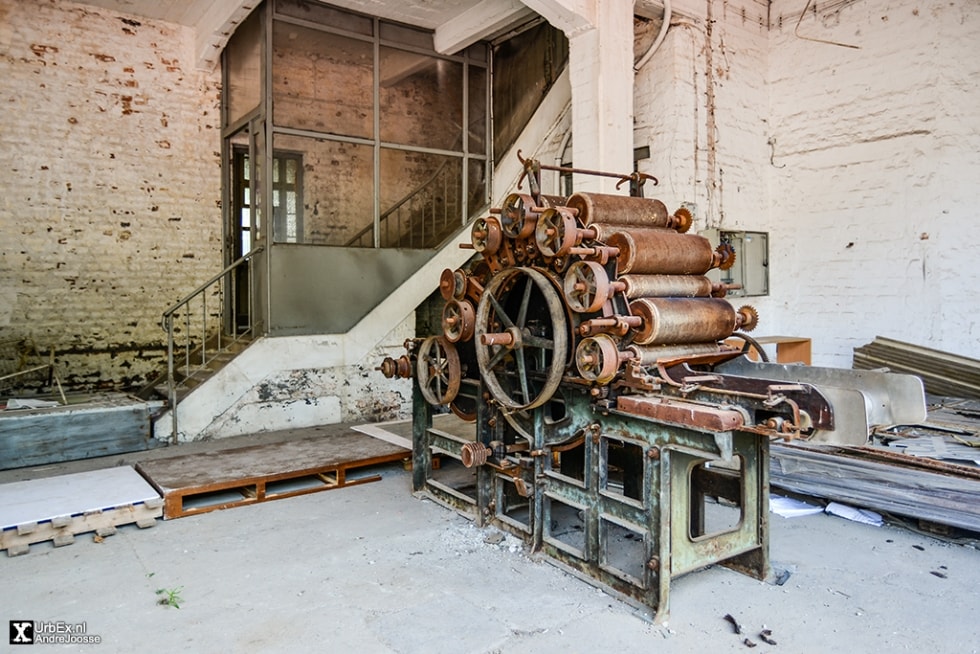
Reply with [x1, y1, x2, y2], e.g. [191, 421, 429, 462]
[663, 363, 835, 430]
[616, 395, 744, 432]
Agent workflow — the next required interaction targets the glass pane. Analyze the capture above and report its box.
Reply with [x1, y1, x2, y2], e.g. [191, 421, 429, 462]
[380, 22, 432, 49]
[241, 207, 250, 227]
[467, 158, 487, 217]
[226, 8, 262, 125]
[467, 42, 488, 61]
[467, 65, 487, 153]
[273, 21, 374, 138]
[380, 148, 461, 248]
[380, 48, 462, 150]
[286, 158, 296, 183]
[286, 190, 297, 242]
[275, 134, 375, 247]
[241, 230, 251, 254]
[276, 0, 373, 36]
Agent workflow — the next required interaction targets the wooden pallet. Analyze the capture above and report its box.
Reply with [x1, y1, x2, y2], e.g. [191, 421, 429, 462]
[136, 431, 410, 519]
[0, 466, 163, 556]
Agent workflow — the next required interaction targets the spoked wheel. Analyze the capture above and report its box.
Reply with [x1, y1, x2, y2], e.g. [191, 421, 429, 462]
[475, 267, 569, 410]
[535, 208, 578, 258]
[575, 334, 621, 383]
[563, 260, 610, 313]
[416, 336, 461, 405]
[442, 299, 476, 343]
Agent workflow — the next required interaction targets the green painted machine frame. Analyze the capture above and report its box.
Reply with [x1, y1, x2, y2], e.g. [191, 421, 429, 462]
[412, 375, 770, 623]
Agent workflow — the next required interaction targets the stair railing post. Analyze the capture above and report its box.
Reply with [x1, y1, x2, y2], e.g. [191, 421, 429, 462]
[202, 292, 207, 368]
[167, 313, 177, 445]
[248, 254, 255, 335]
[184, 309, 191, 377]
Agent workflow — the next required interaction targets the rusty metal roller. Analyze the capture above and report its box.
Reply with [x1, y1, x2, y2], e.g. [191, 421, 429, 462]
[566, 192, 670, 228]
[621, 274, 717, 299]
[631, 297, 741, 345]
[626, 342, 728, 365]
[607, 229, 716, 275]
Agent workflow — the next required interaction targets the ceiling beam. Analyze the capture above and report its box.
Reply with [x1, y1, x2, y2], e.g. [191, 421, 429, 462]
[193, 0, 260, 71]
[520, 0, 597, 37]
[433, 0, 535, 55]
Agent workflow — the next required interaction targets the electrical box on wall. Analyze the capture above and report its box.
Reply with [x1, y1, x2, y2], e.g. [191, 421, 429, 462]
[701, 230, 769, 297]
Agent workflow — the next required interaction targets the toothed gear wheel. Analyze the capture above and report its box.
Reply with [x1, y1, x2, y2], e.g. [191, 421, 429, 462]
[673, 207, 693, 233]
[737, 305, 759, 332]
[717, 243, 737, 271]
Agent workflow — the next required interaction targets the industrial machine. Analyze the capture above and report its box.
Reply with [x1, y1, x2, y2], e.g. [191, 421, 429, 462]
[378, 155, 926, 622]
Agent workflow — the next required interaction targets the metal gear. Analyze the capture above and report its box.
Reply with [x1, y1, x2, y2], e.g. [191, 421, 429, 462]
[716, 243, 737, 271]
[736, 305, 759, 332]
[672, 207, 693, 233]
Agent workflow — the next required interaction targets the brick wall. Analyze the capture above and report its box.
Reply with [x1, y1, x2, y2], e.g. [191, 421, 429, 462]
[634, 0, 979, 366]
[767, 0, 980, 365]
[0, 0, 222, 391]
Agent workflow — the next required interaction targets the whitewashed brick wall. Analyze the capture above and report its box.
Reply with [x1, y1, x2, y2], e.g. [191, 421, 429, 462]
[0, 0, 222, 390]
[633, 0, 979, 366]
[767, 0, 979, 365]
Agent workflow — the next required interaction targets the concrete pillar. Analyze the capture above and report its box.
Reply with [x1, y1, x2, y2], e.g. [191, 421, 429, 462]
[524, 0, 634, 193]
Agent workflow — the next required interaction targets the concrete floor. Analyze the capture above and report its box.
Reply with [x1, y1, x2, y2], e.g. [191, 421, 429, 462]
[2, 432, 979, 653]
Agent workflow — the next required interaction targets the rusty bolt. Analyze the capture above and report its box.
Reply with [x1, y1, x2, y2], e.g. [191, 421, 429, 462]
[647, 556, 660, 570]
[647, 447, 661, 460]
[488, 417, 497, 428]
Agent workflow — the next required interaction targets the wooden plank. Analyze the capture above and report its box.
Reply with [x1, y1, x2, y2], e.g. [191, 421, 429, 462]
[350, 422, 413, 450]
[352, 413, 473, 450]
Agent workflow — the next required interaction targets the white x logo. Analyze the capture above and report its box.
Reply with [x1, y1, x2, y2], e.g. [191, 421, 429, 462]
[11, 621, 32, 643]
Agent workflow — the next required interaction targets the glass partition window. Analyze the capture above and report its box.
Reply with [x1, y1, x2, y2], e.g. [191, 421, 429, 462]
[379, 50, 463, 151]
[274, 133, 374, 246]
[225, 9, 263, 125]
[273, 22, 374, 138]
[224, 0, 490, 249]
[380, 148, 461, 248]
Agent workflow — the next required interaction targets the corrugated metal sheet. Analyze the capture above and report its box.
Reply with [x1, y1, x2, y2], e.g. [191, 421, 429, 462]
[853, 336, 980, 400]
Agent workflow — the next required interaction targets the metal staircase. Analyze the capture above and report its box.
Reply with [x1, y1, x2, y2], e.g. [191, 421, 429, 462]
[144, 247, 263, 443]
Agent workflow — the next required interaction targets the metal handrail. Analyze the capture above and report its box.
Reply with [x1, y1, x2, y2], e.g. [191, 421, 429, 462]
[162, 245, 264, 444]
[345, 158, 459, 248]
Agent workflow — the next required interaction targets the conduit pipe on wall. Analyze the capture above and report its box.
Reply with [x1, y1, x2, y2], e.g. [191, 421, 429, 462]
[634, 0, 671, 71]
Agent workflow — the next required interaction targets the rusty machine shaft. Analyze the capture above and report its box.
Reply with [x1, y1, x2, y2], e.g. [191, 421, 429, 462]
[378, 154, 924, 622]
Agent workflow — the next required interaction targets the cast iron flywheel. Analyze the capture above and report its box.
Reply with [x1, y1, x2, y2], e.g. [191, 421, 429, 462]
[474, 266, 569, 410]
